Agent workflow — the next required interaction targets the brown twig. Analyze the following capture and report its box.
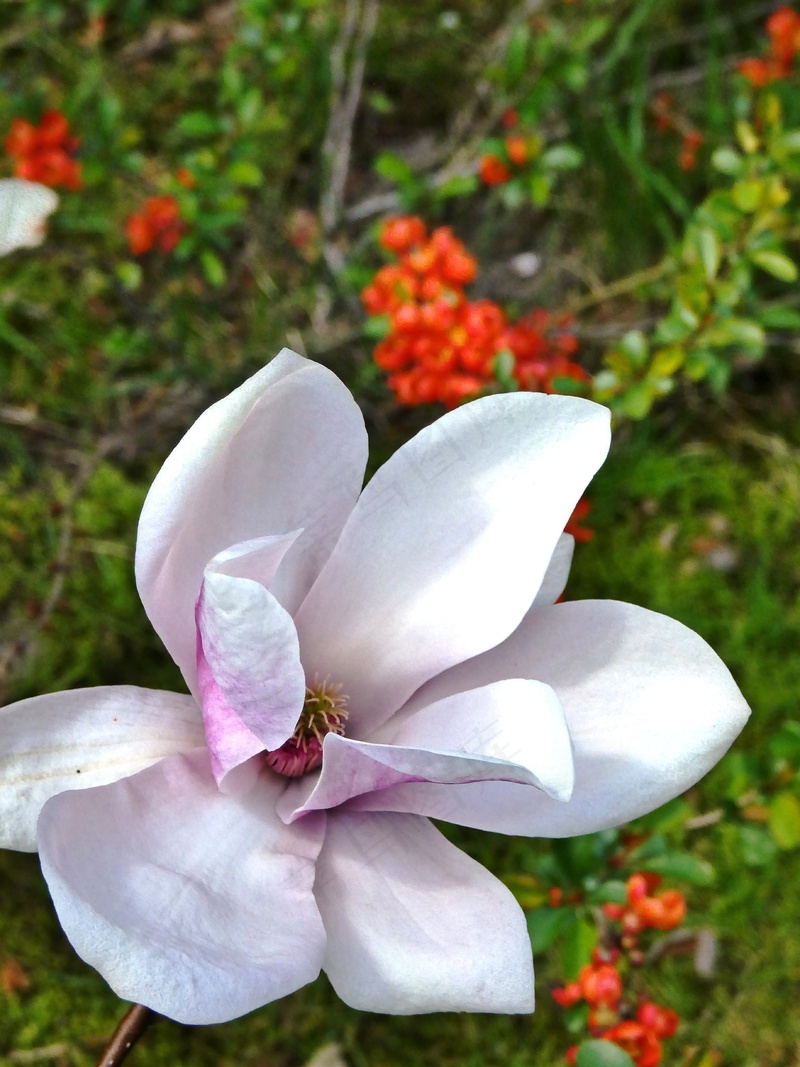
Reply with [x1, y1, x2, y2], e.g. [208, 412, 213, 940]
[96, 1004, 155, 1067]
[320, 0, 380, 245]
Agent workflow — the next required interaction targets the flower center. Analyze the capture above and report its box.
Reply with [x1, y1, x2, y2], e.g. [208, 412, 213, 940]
[264, 678, 348, 778]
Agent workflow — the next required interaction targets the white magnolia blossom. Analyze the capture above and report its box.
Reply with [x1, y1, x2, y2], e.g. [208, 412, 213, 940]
[0, 179, 58, 256]
[0, 350, 749, 1024]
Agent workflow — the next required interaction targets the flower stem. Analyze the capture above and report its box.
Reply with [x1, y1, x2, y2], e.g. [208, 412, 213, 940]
[96, 1003, 155, 1067]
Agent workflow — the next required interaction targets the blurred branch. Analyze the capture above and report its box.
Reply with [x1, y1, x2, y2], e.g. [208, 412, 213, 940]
[320, 0, 380, 258]
[117, 2, 237, 60]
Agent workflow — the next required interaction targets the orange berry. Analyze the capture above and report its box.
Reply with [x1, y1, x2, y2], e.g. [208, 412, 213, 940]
[379, 215, 427, 254]
[479, 153, 511, 186]
[505, 135, 528, 167]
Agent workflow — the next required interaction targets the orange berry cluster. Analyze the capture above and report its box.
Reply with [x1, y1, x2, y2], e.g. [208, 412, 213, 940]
[650, 93, 704, 172]
[126, 195, 186, 256]
[554, 948, 679, 1067]
[4, 110, 82, 191]
[362, 216, 586, 409]
[551, 871, 687, 1067]
[602, 871, 687, 941]
[479, 108, 533, 186]
[739, 6, 800, 86]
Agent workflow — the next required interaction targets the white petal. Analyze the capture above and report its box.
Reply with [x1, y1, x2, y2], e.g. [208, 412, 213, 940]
[38, 750, 327, 1025]
[0, 179, 58, 255]
[530, 533, 574, 610]
[0, 687, 202, 852]
[279, 680, 573, 823]
[296, 392, 610, 736]
[197, 564, 304, 751]
[350, 600, 750, 836]
[135, 349, 368, 697]
[315, 812, 534, 1014]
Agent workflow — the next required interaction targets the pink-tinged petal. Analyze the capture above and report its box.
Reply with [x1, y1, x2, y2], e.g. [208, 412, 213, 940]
[38, 750, 326, 1025]
[348, 600, 750, 836]
[530, 532, 574, 611]
[279, 680, 573, 823]
[295, 392, 610, 736]
[0, 686, 202, 852]
[135, 349, 368, 697]
[197, 564, 304, 753]
[196, 640, 265, 789]
[315, 811, 534, 1014]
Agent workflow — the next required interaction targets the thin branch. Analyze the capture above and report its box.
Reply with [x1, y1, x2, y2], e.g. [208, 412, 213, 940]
[565, 258, 673, 315]
[320, 0, 380, 240]
[96, 1004, 155, 1067]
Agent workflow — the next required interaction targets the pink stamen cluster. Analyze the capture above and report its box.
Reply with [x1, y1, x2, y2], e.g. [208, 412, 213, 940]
[264, 680, 348, 778]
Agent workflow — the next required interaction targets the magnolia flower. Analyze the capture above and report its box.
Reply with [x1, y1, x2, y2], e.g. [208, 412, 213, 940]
[0, 350, 749, 1025]
[0, 178, 58, 256]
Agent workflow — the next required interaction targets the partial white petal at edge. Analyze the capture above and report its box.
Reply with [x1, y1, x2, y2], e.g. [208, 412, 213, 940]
[38, 750, 326, 1025]
[0, 686, 203, 852]
[315, 810, 534, 1014]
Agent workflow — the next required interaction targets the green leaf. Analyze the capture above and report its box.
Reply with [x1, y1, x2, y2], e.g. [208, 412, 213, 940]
[529, 173, 552, 206]
[200, 249, 227, 287]
[751, 250, 798, 282]
[434, 174, 479, 200]
[617, 330, 649, 368]
[642, 851, 715, 886]
[115, 261, 142, 292]
[576, 1041, 636, 1067]
[702, 318, 765, 349]
[587, 880, 627, 905]
[176, 110, 221, 137]
[758, 305, 800, 329]
[768, 792, 800, 849]
[374, 152, 415, 185]
[696, 228, 721, 282]
[738, 824, 779, 867]
[711, 147, 744, 176]
[504, 23, 531, 86]
[541, 144, 583, 170]
[731, 179, 763, 213]
[561, 915, 597, 979]
[618, 381, 653, 420]
[363, 315, 391, 340]
[526, 906, 575, 952]
[226, 160, 263, 187]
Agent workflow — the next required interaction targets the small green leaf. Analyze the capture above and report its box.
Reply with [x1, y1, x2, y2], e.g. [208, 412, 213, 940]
[738, 824, 779, 867]
[176, 111, 221, 137]
[587, 880, 627, 905]
[731, 179, 763, 213]
[751, 250, 798, 282]
[696, 228, 721, 282]
[526, 906, 575, 952]
[115, 261, 142, 291]
[618, 381, 653, 420]
[200, 249, 227, 287]
[374, 152, 415, 185]
[541, 144, 583, 170]
[711, 147, 744, 176]
[702, 318, 765, 349]
[529, 173, 552, 206]
[363, 315, 391, 340]
[226, 160, 263, 187]
[758, 305, 800, 329]
[561, 915, 597, 979]
[434, 174, 479, 200]
[505, 23, 531, 86]
[768, 792, 800, 849]
[575, 1040, 636, 1067]
[642, 851, 715, 886]
[617, 330, 649, 368]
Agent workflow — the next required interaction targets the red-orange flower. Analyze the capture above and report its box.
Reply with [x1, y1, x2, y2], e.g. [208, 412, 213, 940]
[4, 110, 82, 191]
[125, 195, 186, 256]
[601, 1021, 663, 1067]
[479, 154, 511, 186]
